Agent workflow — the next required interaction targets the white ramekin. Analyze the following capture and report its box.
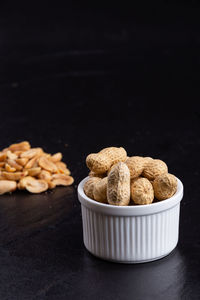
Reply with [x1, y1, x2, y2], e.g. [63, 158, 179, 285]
[78, 177, 183, 263]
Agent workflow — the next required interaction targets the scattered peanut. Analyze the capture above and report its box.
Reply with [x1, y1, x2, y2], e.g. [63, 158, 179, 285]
[18, 176, 35, 190]
[0, 180, 17, 195]
[0, 153, 7, 162]
[0, 162, 5, 168]
[6, 151, 18, 160]
[24, 156, 39, 169]
[153, 173, 177, 200]
[48, 181, 56, 189]
[27, 167, 41, 177]
[2, 171, 28, 181]
[51, 174, 74, 186]
[38, 170, 52, 181]
[55, 161, 70, 175]
[14, 151, 23, 157]
[23, 177, 48, 194]
[38, 156, 57, 173]
[16, 158, 29, 167]
[131, 177, 154, 205]
[50, 152, 62, 162]
[5, 163, 16, 172]
[20, 148, 43, 159]
[0, 141, 73, 194]
[7, 159, 23, 171]
[9, 141, 30, 152]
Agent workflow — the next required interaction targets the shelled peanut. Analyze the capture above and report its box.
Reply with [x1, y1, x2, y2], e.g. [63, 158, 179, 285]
[84, 146, 178, 206]
[0, 141, 74, 194]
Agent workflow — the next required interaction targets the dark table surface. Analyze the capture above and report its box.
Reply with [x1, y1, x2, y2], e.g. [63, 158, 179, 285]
[0, 1, 200, 299]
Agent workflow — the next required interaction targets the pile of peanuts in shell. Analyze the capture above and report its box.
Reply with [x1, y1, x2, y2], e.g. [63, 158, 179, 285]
[84, 147, 178, 206]
[0, 141, 74, 195]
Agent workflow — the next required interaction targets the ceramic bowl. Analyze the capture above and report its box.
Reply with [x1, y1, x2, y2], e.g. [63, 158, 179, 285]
[78, 176, 183, 263]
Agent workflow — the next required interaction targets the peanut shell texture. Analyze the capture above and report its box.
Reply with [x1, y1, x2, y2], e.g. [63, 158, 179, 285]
[86, 147, 127, 174]
[143, 159, 168, 181]
[153, 173, 177, 200]
[107, 162, 130, 206]
[131, 177, 154, 205]
[93, 177, 108, 203]
[84, 177, 101, 200]
[126, 156, 145, 179]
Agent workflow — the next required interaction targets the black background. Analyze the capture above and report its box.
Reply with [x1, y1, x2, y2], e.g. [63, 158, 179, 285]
[0, 1, 200, 299]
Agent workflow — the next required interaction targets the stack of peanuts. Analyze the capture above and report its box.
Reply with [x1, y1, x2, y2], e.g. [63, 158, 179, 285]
[84, 147, 177, 206]
[0, 141, 74, 195]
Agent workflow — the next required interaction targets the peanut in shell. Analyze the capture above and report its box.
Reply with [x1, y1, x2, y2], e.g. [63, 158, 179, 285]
[142, 159, 168, 181]
[107, 162, 130, 206]
[131, 177, 154, 205]
[84, 177, 101, 200]
[126, 156, 145, 179]
[153, 173, 177, 200]
[86, 147, 127, 174]
[93, 177, 108, 203]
